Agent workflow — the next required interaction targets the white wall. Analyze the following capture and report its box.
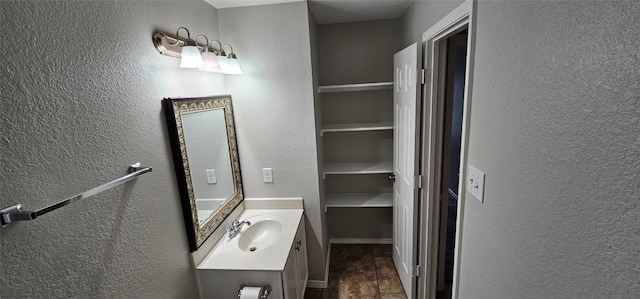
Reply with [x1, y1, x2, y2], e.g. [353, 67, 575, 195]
[216, 1, 326, 281]
[308, 7, 330, 277]
[403, 0, 640, 297]
[0, 1, 226, 298]
[183, 110, 235, 201]
[401, 0, 464, 48]
[459, 1, 639, 297]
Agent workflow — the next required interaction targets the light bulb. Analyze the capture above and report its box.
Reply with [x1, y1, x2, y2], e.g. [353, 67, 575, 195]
[222, 57, 242, 75]
[199, 51, 222, 72]
[180, 44, 203, 68]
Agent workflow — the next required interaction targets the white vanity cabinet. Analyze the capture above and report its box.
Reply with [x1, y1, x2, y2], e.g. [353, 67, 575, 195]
[196, 215, 308, 299]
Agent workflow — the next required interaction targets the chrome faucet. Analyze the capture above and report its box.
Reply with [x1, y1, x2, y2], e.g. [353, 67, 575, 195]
[228, 218, 251, 239]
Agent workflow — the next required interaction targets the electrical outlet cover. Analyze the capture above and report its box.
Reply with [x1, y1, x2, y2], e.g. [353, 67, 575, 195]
[467, 165, 485, 202]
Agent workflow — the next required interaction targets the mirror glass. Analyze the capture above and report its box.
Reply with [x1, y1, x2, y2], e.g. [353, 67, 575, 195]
[163, 95, 243, 251]
[181, 109, 235, 223]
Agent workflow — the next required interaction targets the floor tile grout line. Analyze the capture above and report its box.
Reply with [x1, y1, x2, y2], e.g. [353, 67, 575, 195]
[369, 245, 384, 297]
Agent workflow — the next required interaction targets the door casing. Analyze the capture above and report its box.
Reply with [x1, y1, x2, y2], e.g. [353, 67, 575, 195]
[417, 1, 477, 298]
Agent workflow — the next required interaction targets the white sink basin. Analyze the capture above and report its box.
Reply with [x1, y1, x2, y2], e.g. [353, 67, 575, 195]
[228, 215, 284, 253]
[198, 208, 303, 271]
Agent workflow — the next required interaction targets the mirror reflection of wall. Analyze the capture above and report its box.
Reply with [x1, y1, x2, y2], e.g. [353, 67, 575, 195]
[182, 110, 235, 223]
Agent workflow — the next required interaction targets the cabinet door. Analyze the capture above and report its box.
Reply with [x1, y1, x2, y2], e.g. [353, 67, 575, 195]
[294, 220, 308, 297]
[282, 218, 308, 299]
[282, 247, 298, 299]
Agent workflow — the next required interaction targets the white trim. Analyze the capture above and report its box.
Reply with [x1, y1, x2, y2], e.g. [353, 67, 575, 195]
[321, 122, 394, 135]
[422, 0, 472, 42]
[195, 198, 227, 210]
[306, 243, 331, 289]
[329, 238, 393, 244]
[325, 193, 392, 211]
[306, 280, 328, 289]
[317, 82, 393, 93]
[323, 162, 393, 175]
[451, 2, 477, 298]
[420, 1, 475, 299]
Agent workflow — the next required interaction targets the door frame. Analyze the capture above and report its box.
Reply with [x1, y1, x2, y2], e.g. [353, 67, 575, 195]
[417, 1, 476, 298]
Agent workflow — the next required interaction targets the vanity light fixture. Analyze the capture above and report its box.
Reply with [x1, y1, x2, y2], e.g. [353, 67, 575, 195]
[196, 35, 222, 73]
[219, 44, 242, 75]
[211, 40, 229, 73]
[211, 40, 229, 70]
[152, 28, 242, 74]
[174, 27, 203, 69]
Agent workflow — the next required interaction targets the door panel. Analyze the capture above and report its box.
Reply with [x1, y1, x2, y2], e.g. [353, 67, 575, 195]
[393, 43, 419, 298]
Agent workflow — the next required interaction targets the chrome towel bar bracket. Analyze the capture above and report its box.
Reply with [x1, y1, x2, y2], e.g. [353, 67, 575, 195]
[0, 163, 152, 227]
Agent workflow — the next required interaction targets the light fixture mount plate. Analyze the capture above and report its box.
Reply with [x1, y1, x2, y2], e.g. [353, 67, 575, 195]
[153, 31, 190, 58]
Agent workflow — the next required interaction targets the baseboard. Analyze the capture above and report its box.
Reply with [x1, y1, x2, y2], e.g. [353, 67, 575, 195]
[307, 280, 328, 289]
[306, 243, 331, 289]
[329, 238, 393, 244]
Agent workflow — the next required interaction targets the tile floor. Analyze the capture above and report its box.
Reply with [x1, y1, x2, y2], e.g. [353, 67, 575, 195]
[304, 244, 407, 299]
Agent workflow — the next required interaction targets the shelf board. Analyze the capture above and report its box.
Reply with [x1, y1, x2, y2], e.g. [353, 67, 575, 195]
[325, 193, 393, 211]
[323, 162, 393, 177]
[321, 122, 393, 135]
[318, 82, 394, 93]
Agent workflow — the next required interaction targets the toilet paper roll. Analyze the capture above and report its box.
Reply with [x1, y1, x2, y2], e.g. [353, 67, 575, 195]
[239, 286, 263, 299]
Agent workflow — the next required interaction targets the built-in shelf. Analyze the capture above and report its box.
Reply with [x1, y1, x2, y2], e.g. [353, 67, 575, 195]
[321, 122, 393, 136]
[323, 162, 393, 178]
[318, 82, 394, 93]
[325, 193, 392, 211]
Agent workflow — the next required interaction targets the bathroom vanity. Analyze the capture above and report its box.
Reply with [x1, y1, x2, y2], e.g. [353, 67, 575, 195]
[163, 96, 308, 298]
[195, 201, 307, 299]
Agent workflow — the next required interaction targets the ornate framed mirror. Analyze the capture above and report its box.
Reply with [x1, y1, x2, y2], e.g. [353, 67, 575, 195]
[163, 95, 243, 251]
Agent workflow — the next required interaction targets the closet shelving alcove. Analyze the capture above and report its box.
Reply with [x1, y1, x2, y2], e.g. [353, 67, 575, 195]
[319, 81, 394, 211]
[316, 18, 401, 242]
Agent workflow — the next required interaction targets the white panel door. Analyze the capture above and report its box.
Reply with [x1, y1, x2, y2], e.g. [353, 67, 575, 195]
[393, 42, 419, 299]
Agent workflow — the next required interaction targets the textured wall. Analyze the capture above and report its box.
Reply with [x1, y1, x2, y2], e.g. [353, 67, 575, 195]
[307, 7, 330, 277]
[401, 0, 464, 48]
[318, 19, 402, 85]
[459, 1, 640, 297]
[0, 1, 225, 298]
[216, 2, 326, 281]
[401, 0, 639, 297]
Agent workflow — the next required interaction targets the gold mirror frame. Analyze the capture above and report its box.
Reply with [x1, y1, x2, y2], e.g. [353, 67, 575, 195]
[163, 95, 243, 251]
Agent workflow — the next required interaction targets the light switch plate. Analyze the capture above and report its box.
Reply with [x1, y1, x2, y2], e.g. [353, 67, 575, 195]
[206, 169, 216, 184]
[262, 168, 273, 183]
[467, 166, 485, 202]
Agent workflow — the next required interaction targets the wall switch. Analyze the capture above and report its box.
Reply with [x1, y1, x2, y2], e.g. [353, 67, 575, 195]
[467, 166, 485, 202]
[262, 168, 273, 183]
[206, 169, 217, 184]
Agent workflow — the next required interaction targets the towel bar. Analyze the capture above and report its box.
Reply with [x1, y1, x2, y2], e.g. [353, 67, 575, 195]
[0, 163, 152, 227]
